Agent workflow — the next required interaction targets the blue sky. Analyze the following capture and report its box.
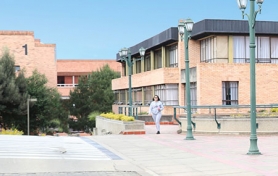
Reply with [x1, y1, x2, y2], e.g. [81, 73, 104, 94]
[1, 0, 277, 60]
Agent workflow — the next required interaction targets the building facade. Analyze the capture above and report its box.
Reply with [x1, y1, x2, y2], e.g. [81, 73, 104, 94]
[0, 31, 56, 87]
[57, 60, 121, 98]
[0, 31, 121, 99]
[112, 19, 278, 115]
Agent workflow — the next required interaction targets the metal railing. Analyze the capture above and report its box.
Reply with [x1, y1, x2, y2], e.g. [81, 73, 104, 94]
[118, 105, 143, 119]
[173, 104, 278, 129]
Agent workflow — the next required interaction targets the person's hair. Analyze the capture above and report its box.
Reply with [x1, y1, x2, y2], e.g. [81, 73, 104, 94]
[152, 95, 160, 101]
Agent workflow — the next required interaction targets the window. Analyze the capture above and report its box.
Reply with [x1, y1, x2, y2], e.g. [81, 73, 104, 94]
[136, 60, 141, 73]
[122, 62, 127, 76]
[143, 86, 152, 105]
[190, 82, 197, 107]
[154, 84, 178, 105]
[201, 37, 217, 63]
[233, 36, 247, 63]
[119, 90, 126, 105]
[14, 66, 20, 72]
[113, 91, 120, 104]
[166, 44, 178, 67]
[57, 76, 65, 85]
[222, 81, 238, 105]
[133, 88, 142, 105]
[271, 38, 278, 63]
[233, 36, 274, 63]
[144, 55, 151, 71]
[257, 37, 270, 63]
[154, 49, 162, 69]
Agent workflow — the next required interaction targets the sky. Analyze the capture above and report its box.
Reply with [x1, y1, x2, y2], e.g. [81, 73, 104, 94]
[1, 0, 277, 60]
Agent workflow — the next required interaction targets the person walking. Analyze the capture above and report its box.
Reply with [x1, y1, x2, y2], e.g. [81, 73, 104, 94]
[149, 95, 164, 134]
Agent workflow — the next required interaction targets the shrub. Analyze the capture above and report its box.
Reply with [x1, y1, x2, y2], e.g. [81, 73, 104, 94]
[0, 129, 24, 135]
[271, 108, 278, 113]
[100, 112, 134, 121]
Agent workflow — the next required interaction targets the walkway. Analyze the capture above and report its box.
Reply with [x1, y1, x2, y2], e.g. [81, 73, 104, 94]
[0, 125, 278, 176]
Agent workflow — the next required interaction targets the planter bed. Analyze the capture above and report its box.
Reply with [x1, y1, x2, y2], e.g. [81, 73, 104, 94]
[96, 116, 145, 135]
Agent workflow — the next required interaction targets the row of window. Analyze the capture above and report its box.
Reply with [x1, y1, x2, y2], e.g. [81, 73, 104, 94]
[114, 81, 238, 106]
[201, 36, 278, 63]
[114, 84, 180, 106]
[122, 44, 178, 76]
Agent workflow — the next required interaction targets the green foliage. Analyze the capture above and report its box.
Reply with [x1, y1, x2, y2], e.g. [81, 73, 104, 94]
[88, 111, 100, 121]
[68, 65, 120, 131]
[100, 112, 135, 121]
[271, 108, 278, 113]
[0, 128, 24, 135]
[0, 50, 28, 131]
[27, 70, 69, 134]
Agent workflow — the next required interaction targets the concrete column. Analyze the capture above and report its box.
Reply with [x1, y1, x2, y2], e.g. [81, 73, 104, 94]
[162, 46, 166, 68]
[150, 51, 154, 70]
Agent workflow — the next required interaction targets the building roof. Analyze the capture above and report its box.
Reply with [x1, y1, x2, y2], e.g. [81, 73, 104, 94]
[116, 27, 178, 61]
[191, 19, 278, 40]
[57, 60, 121, 75]
[116, 19, 278, 61]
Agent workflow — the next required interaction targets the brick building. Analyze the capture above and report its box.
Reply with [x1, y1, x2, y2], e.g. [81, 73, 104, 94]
[57, 60, 121, 98]
[0, 30, 121, 99]
[0, 31, 56, 87]
[112, 19, 278, 115]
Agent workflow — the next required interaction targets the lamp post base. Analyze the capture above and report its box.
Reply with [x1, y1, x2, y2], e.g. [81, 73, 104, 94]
[247, 137, 261, 155]
[185, 130, 195, 140]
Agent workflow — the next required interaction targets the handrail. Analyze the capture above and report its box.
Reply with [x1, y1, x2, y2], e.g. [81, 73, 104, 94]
[118, 105, 141, 119]
[173, 104, 278, 130]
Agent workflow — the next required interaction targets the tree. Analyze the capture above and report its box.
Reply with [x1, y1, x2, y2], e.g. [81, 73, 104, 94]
[27, 70, 68, 134]
[0, 50, 28, 130]
[68, 64, 120, 131]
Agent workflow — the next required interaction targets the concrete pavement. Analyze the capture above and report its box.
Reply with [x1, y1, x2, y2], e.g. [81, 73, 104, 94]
[1, 125, 278, 175]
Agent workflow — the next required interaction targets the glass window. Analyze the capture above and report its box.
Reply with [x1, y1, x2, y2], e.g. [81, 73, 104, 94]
[201, 37, 216, 63]
[154, 84, 179, 105]
[166, 44, 178, 67]
[119, 90, 126, 105]
[222, 81, 238, 105]
[271, 38, 278, 63]
[143, 86, 152, 105]
[14, 66, 20, 72]
[133, 88, 142, 105]
[144, 55, 151, 71]
[257, 37, 270, 63]
[113, 91, 120, 104]
[154, 49, 162, 69]
[136, 60, 141, 73]
[122, 62, 126, 76]
[233, 36, 272, 63]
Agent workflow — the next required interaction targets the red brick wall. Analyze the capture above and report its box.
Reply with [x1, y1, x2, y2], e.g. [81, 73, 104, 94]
[0, 31, 56, 87]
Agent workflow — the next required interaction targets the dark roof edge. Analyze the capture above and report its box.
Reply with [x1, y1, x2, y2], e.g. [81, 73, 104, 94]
[116, 27, 178, 61]
[191, 19, 278, 40]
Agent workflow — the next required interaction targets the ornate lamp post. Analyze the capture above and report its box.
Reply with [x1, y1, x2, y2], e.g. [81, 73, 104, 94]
[119, 47, 145, 116]
[178, 19, 195, 140]
[237, 0, 264, 155]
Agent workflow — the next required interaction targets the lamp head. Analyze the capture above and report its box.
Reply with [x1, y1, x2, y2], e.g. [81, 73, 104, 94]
[184, 18, 194, 32]
[178, 22, 185, 36]
[118, 50, 122, 57]
[139, 47, 145, 57]
[256, 0, 264, 5]
[120, 47, 128, 57]
[237, 0, 247, 10]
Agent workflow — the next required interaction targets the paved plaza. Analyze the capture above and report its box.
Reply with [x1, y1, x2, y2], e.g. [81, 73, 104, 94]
[0, 125, 278, 176]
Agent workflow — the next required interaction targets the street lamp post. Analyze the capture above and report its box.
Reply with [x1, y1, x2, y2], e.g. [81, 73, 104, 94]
[178, 19, 195, 140]
[27, 95, 37, 136]
[119, 47, 145, 116]
[237, 0, 263, 155]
